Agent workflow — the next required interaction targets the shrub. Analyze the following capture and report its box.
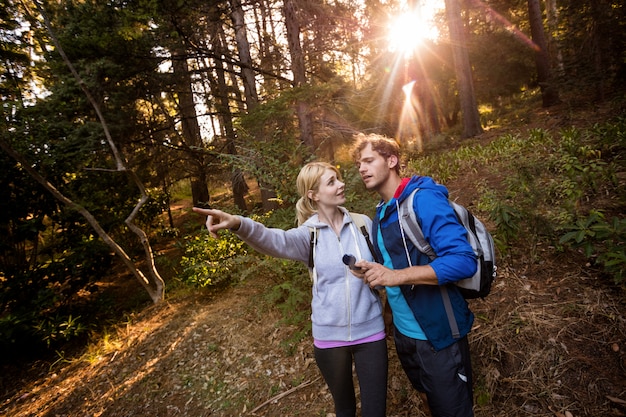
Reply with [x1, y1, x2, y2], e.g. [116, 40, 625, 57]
[179, 231, 248, 287]
[559, 211, 626, 285]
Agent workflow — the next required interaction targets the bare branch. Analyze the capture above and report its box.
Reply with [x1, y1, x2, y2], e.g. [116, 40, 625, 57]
[27, 0, 165, 302]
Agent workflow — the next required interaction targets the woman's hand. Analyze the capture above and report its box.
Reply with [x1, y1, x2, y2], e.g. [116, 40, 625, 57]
[192, 207, 241, 238]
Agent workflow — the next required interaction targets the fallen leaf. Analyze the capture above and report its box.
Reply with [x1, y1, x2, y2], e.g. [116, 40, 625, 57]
[607, 395, 626, 405]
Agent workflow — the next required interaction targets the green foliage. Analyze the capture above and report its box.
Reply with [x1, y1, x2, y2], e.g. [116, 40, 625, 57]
[0, 227, 112, 356]
[0, 313, 35, 353]
[559, 211, 626, 285]
[232, 89, 318, 206]
[489, 200, 522, 253]
[137, 188, 171, 227]
[263, 207, 298, 229]
[471, 30, 536, 103]
[33, 314, 87, 347]
[225, 137, 310, 207]
[0, 139, 157, 356]
[592, 116, 626, 160]
[474, 379, 492, 407]
[262, 259, 312, 353]
[264, 263, 310, 327]
[500, 121, 626, 283]
[405, 117, 625, 285]
[179, 209, 313, 350]
[179, 230, 248, 287]
[506, 122, 622, 281]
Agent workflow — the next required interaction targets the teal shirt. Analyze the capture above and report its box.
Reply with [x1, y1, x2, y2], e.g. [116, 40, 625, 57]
[378, 200, 427, 340]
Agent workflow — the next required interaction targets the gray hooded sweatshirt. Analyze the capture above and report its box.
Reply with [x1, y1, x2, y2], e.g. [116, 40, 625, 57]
[234, 207, 385, 342]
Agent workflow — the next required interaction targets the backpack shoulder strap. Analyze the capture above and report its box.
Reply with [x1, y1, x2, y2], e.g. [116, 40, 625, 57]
[398, 189, 437, 260]
[308, 226, 316, 269]
[349, 212, 380, 263]
[398, 188, 460, 339]
[349, 212, 367, 230]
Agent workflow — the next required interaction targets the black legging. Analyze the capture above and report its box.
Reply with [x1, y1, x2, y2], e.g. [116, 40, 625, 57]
[314, 339, 387, 417]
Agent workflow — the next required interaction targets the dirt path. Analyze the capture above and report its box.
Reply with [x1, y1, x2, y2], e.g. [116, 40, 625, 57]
[1, 276, 331, 416]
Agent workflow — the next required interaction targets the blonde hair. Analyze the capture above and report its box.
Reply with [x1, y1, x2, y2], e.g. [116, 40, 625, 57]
[295, 161, 341, 225]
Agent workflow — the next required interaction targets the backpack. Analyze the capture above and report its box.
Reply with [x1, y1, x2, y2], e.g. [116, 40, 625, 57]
[398, 188, 497, 299]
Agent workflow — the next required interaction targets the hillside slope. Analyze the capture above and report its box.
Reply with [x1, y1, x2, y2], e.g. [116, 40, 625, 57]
[1, 102, 625, 417]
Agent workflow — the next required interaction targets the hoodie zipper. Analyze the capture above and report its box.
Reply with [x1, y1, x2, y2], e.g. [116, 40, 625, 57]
[340, 221, 365, 342]
[336, 234, 352, 341]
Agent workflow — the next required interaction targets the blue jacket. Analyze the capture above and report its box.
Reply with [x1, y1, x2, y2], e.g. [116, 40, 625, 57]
[373, 176, 476, 351]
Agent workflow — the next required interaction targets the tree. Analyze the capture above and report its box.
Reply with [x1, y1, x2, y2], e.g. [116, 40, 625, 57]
[527, 0, 560, 106]
[444, 0, 483, 138]
[283, 0, 314, 149]
[171, 42, 212, 207]
[0, 139, 165, 303]
[227, 0, 259, 211]
[30, 1, 165, 302]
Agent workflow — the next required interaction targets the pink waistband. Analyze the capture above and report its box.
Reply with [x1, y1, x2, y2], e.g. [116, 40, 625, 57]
[314, 330, 386, 349]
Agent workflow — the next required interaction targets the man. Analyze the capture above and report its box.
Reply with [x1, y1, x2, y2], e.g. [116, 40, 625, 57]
[351, 133, 477, 417]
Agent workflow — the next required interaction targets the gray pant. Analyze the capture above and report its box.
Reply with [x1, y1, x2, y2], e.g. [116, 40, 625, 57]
[394, 330, 474, 417]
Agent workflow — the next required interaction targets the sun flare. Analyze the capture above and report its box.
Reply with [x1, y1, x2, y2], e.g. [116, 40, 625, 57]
[387, 5, 442, 56]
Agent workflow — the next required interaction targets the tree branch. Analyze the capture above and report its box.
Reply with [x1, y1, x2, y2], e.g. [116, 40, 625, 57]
[28, 0, 165, 302]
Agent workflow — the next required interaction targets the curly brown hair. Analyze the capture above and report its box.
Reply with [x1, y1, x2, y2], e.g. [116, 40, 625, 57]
[350, 133, 401, 174]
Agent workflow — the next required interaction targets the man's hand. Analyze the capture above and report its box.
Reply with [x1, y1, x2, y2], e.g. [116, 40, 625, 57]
[354, 260, 399, 287]
[192, 207, 241, 238]
[354, 260, 439, 287]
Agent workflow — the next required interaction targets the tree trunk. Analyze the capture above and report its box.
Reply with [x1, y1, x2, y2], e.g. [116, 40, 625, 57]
[444, 0, 483, 139]
[283, 0, 314, 149]
[245, 0, 282, 210]
[230, 0, 269, 212]
[206, 15, 249, 212]
[528, 0, 560, 107]
[406, 56, 442, 139]
[171, 44, 211, 206]
[544, 0, 564, 75]
[230, 0, 259, 108]
[588, 0, 611, 101]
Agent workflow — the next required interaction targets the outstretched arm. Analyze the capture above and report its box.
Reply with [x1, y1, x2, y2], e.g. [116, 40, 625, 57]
[193, 207, 310, 263]
[192, 207, 241, 238]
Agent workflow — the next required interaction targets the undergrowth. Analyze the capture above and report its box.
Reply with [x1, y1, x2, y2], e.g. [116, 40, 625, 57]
[407, 117, 626, 286]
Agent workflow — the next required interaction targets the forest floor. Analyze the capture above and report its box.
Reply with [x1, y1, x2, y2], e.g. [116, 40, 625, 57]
[1, 101, 625, 417]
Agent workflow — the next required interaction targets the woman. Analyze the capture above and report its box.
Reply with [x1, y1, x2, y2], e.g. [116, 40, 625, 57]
[193, 161, 387, 417]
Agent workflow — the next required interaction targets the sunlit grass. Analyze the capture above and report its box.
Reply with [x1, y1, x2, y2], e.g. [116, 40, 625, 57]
[81, 326, 126, 365]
